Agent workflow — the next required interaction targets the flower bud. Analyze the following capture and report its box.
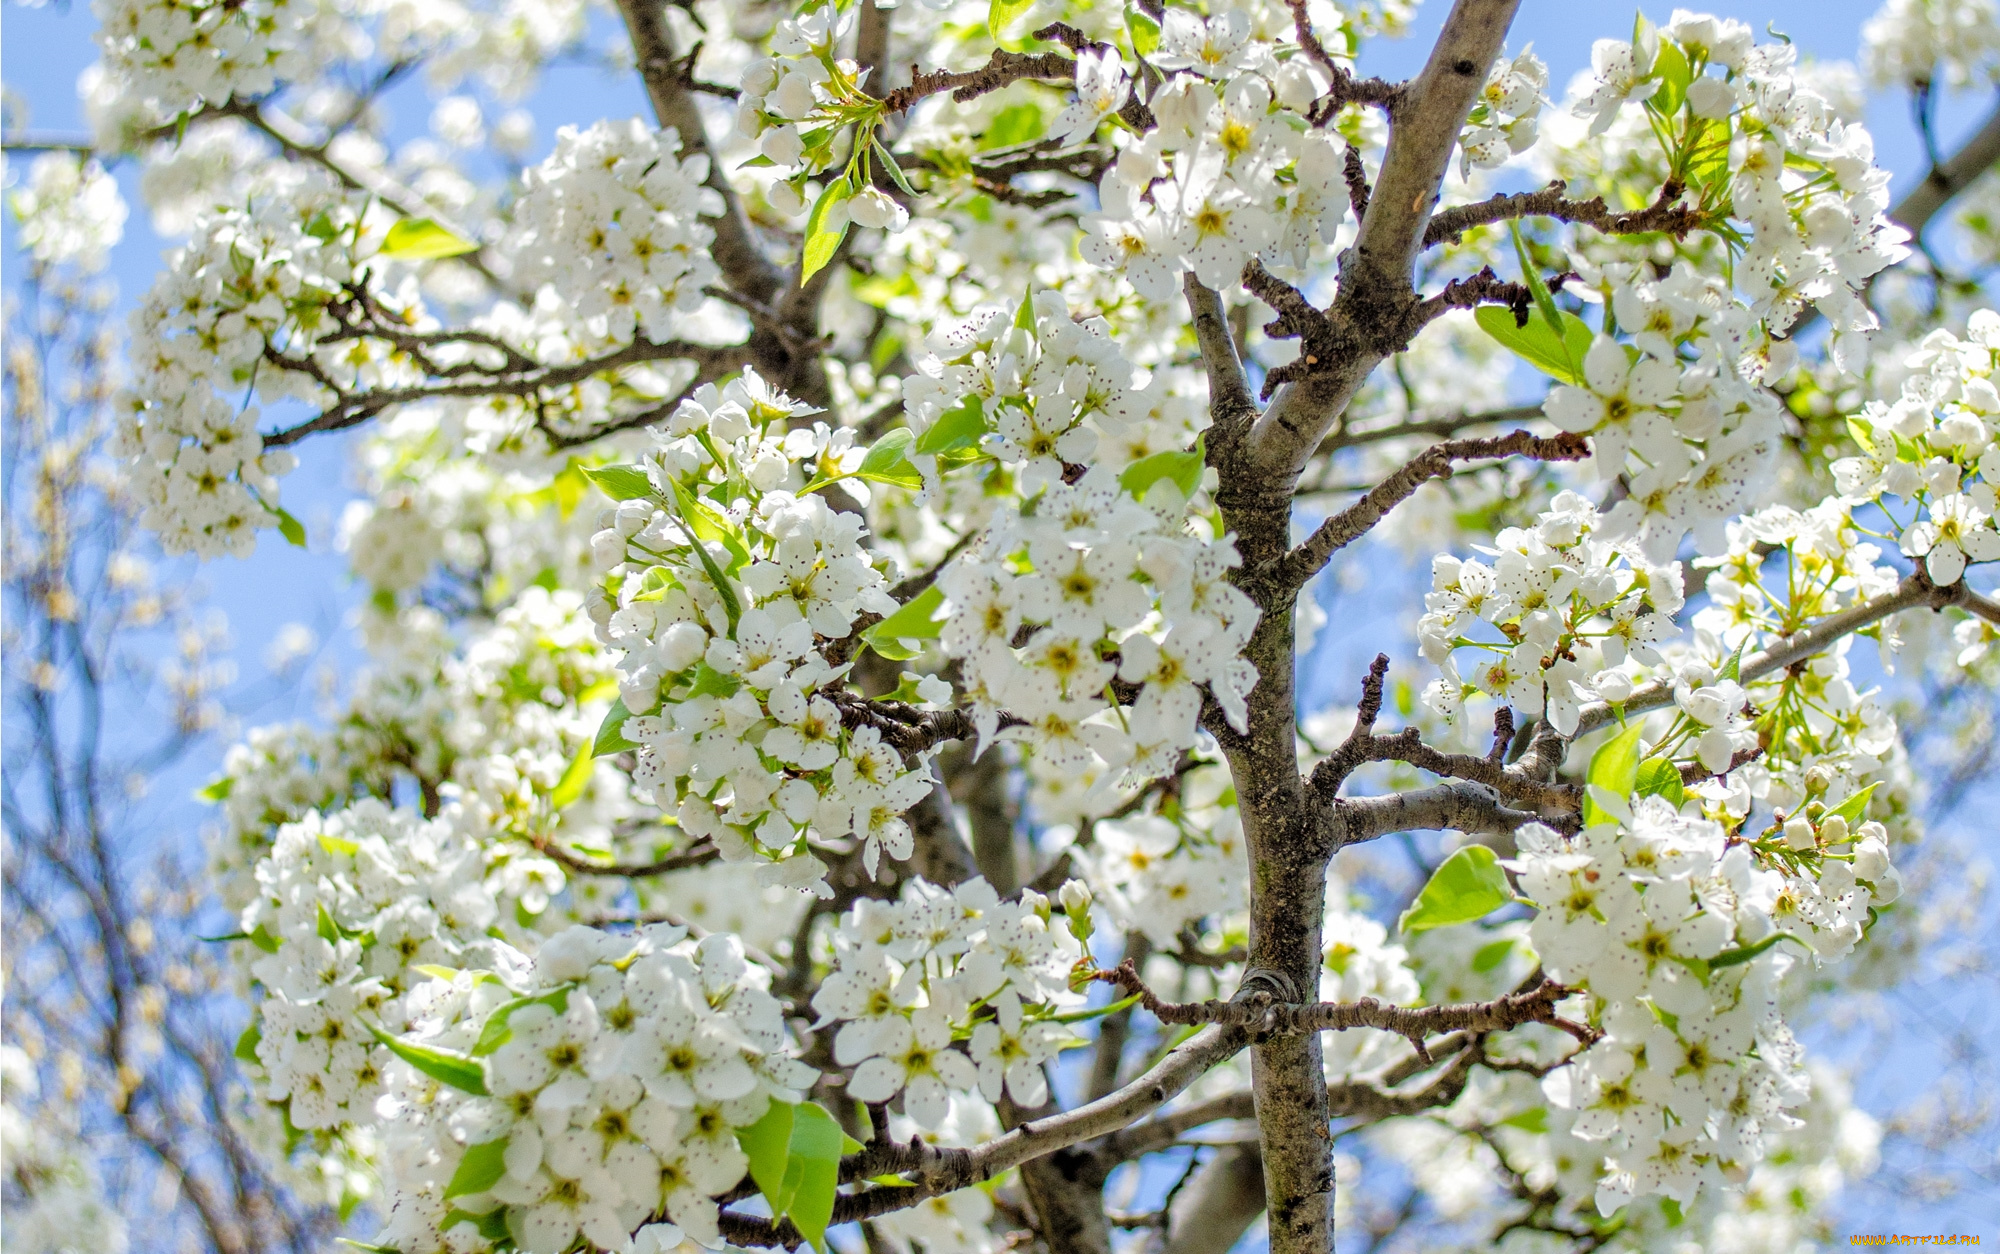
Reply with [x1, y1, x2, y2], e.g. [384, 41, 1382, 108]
[1783, 815, 1816, 851]
[1818, 814, 1848, 844]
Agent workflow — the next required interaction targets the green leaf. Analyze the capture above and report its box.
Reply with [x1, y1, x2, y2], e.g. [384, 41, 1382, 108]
[1472, 937, 1517, 974]
[444, 1139, 509, 1200]
[856, 428, 924, 490]
[235, 1023, 262, 1062]
[366, 1024, 489, 1095]
[1118, 437, 1205, 501]
[913, 396, 990, 455]
[1717, 636, 1749, 683]
[1051, 992, 1142, 1023]
[582, 464, 657, 501]
[664, 478, 742, 630]
[548, 742, 595, 810]
[1509, 221, 1566, 339]
[441, 1209, 510, 1243]
[1707, 931, 1806, 969]
[1649, 40, 1691, 116]
[737, 1100, 798, 1214]
[1845, 416, 1876, 455]
[248, 923, 280, 954]
[317, 902, 343, 945]
[983, 103, 1045, 150]
[472, 987, 572, 1057]
[337, 1240, 401, 1254]
[1826, 782, 1878, 827]
[864, 585, 947, 646]
[196, 776, 234, 802]
[1397, 846, 1514, 934]
[1127, 6, 1160, 57]
[318, 832, 359, 857]
[801, 175, 855, 284]
[1635, 757, 1687, 807]
[1582, 722, 1646, 826]
[1473, 305, 1595, 387]
[988, 0, 1037, 48]
[275, 507, 308, 548]
[786, 1103, 843, 1254]
[593, 697, 641, 756]
[1499, 1107, 1549, 1133]
[687, 661, 742, 699]
[872, 137, 921, 199]
[380, 217, 479, 260]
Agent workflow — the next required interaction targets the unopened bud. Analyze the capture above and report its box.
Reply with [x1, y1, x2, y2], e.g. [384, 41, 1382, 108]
[1783, 816, 1816, 851]
[1818, 814, 1848, 844]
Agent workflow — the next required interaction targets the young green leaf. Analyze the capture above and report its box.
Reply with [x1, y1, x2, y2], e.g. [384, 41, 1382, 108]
[988, 0, 1037, 48]
[1635, 756, 1687, 807]
[1581, 722, 1646, 826]
[785, 1103, 844, 1254]
[196, 776, 234, 802]
[443, 1139, 510, 1200]
[275, 507, 308, 548]
[1127, 6, 1161, 56]
[547, 741, 595, 810]
[366, 1024, 489, 1095]
[861, 585, 947, 657]
[581, 464, 656, 501]
[1473, 305, 1594, 386]
[736, 1100, 798, 1215]
[856, 428, 925, 490]
[470, 987, 572, 1057]
[1118, 438, 1205, 500]
[664, 478, 742, 630]
[913, 396, 990, 455]
[1826, 782, 1878, 827]
[234, 1023, 262, 1063]
[440, 1210, 510, 1243]
[593, 697, 640, 756]
[379, 218, 479, 260]
[801, 176, 855, 284]
[1397, 846, 1515, 934]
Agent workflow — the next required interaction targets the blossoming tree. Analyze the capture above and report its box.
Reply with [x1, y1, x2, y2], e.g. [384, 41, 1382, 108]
[34, 0, 2000, 1248]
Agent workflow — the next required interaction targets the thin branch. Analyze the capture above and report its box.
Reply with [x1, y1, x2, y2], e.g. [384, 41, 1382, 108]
[529, 835, 720, 878]
[1422, 178, 1701, 250]
[1572, 571, 1978, 738]
[715, 1025, 1247, 1247]
[884, 49, 1078, 113]
[1254, 430, 1590, 593]
[1090, 961, 1599, 1056]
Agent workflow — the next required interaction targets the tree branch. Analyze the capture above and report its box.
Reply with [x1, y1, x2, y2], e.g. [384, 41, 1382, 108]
[1090, 961, 1599, 1055]
[1572, 571, 1978, 738]
[716, 1025, 1246, 1248]
[1252, 430, 1589, 594]
[1246, 0, 1523, 482]
[1422, 178, 1702, 250]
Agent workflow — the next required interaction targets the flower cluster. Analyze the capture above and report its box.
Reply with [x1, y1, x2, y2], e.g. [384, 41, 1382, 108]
[811, 877, 1086, 1125]
[1420, 490, 1685, 734]
[1458, 47, 1549, 176]
[1573, 14, 1908, 350]
[369, 923, 813, 1254]
[240, 800, 536, 1132]
[586, 370, 942, 888]
[733, 5, 905, 227]
[1078, 761, 1248, 946]
[902, 289, 1201, 492]
[512, 120, 721, 350]
[1517, 807, 1796, 1213]
[940, 463, 1259, 784]
[1072, 31, 1355, 296]
[1861, 0, 2000, 88]
[7, 153, 127, 274]
[113, 171, 382, 555]
[1832, 311, 2000, 585]
[94, 0, 314, 117]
